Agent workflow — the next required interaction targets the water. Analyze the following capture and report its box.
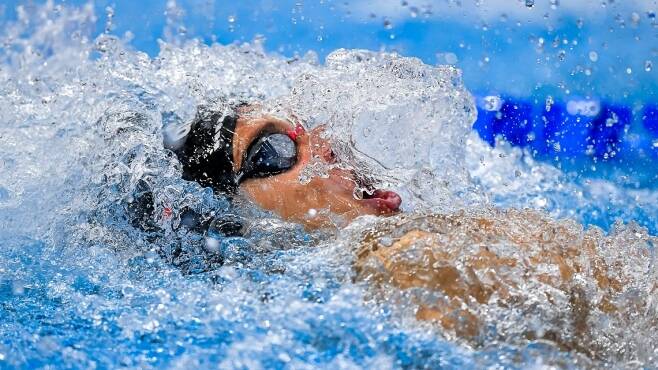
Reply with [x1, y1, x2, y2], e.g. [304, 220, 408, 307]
[0, 2, 657, 369]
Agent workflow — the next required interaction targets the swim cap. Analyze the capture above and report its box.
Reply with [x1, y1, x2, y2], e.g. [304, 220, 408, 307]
[175, 108, 239, 193]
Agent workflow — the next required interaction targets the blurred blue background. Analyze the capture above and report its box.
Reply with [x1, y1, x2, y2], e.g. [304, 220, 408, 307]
[1, 0, 657, 185]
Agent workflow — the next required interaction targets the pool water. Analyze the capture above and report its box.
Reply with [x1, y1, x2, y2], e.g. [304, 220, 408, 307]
[0, 1, 657, 369]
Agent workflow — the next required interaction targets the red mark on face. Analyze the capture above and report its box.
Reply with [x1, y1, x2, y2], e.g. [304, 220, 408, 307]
[163, 207, 172, 218]
[287, 123, 305, 141]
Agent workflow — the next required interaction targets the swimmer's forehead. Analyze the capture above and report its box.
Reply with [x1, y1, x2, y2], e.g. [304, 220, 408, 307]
[237, 115, 294, 127]
[235, 104, 296, 124]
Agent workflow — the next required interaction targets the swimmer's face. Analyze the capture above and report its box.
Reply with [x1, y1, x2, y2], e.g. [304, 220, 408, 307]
[231, 114, 402, 228]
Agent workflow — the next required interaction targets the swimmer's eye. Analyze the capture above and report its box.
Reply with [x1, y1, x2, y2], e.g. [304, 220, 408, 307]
[238, 133, 297, 180]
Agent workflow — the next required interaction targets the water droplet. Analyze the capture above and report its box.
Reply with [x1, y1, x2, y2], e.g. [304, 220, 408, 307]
[383, 18, 393, 30]
[378, 236, 394, 247]
[631, 12, 641, 26]
[145, 250, 158, 264]
[227, 15, 236, 32]
[558, 50, 566, 61]
[545, 96, 554, 112]
[535, 197, 547, 207]
[483, 95, 502, 111]
[626, 67, 632, 74]
[550, 0, 559, 9]
[589, 51, 598, 62]
[645, 60, 653, 72]
[12, 280, 25, 296]
[525, 0, 535, 8]
[205, 237, 220, 252]
[409, 7, 419, 18]
[436, 52, 458, 65]
[104, 6, 115, 33]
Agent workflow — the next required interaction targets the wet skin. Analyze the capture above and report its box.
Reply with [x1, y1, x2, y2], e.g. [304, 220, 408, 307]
[231, 115, 402, 228]
[353, 210, 655, 360]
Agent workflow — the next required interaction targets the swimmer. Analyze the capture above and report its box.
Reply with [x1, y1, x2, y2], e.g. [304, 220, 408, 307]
[133, 103, 656, 362]
[172, 104, 402, 229]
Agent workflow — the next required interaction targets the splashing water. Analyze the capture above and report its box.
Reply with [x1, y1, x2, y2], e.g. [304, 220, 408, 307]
[1, 3, 657, 369]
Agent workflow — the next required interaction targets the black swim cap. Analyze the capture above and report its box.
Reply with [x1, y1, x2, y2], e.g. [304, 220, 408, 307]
[175, 109, 239, 193]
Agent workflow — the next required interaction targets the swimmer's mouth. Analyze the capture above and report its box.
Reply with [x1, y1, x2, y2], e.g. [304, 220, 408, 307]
[350, 171, 401, 214]
[361, 189, 402, 214]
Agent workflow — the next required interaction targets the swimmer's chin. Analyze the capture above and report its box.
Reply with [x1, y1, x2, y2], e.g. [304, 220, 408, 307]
[299, 192, 403, 230]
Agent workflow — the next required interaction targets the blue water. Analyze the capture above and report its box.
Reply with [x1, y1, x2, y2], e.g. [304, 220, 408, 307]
[1, 1, 657, 369]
